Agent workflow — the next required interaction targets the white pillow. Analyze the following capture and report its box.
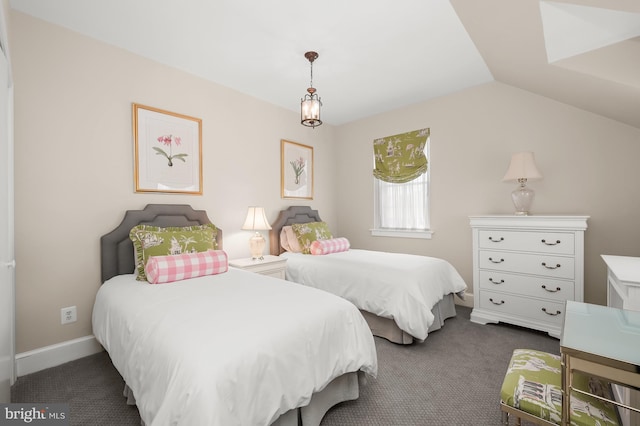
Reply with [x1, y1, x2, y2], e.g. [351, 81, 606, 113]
[280, 227, 291, 252]
[283, 226, 303, 253]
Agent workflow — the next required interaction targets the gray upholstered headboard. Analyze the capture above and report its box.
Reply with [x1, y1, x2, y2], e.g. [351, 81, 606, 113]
[269, 206, 322, 256]
[100, 204, 223, 283]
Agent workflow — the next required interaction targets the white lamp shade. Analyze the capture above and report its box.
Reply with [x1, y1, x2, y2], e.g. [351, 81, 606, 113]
[241, 207, 272, 231]
[502, 152, 543, 182]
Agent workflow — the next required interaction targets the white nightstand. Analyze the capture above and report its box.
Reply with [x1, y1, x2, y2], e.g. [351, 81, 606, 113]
[229, 255, 287, 279]
[602, 254, 640, 311]
[601, 254, 640, 426]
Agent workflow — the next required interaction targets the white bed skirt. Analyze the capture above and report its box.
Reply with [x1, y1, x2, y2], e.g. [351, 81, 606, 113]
[124, 371, 362, 426]
[360, 293, 457, 344]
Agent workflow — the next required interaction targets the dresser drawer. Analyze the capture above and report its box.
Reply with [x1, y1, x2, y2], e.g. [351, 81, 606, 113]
[478, 270, 575, 301]
[478, 290, 565, 326]
[478, 250, 575, 279]
[478, 230, 575, 255]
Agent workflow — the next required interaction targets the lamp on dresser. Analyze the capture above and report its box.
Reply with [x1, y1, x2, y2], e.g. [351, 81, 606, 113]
[241, 206, 272, 260]
[502, 152, 542, 216]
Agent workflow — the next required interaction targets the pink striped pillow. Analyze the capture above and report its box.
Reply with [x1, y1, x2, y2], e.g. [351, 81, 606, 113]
[309, 237, 350, 255]
[144, 249, 228, 284]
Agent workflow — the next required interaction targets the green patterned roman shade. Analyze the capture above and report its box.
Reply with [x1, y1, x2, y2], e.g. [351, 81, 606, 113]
[373, 128, 429, 183]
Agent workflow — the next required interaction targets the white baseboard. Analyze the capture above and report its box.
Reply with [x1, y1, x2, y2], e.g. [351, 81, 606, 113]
[16, 335, 104, 377]
[455, 292, 474, 308]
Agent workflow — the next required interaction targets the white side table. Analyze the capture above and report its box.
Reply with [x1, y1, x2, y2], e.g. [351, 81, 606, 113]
[229, 255, 287, 279]
[601, 254, 640, 426]
[602, 255, 640, 311]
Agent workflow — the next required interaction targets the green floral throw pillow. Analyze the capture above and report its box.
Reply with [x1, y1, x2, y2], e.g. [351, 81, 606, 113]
[291, 222, 333, 254]
[129, 223, 218, 281]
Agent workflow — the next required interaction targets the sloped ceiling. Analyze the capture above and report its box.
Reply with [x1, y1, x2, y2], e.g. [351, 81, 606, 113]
[9, 0, 640, 129]
[452, 0, 640, 129]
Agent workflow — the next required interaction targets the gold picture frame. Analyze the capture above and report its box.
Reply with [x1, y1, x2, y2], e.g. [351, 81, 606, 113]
[281, 139, 314, 199]
[133, 103, 203, 194]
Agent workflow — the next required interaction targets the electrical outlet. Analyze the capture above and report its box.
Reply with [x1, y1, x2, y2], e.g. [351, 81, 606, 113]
[61, 306, 77, 325]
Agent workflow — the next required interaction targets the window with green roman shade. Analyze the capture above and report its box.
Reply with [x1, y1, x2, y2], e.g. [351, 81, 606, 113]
[373, 128, 429, 183]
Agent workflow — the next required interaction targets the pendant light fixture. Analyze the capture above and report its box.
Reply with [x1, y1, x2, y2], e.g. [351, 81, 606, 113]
[301, 51, 322, 128]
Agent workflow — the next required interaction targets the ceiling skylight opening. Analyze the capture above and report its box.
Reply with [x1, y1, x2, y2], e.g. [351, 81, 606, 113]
[540, 1, 640, 64]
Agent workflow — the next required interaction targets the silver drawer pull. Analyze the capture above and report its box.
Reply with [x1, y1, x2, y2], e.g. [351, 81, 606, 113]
[489, 257, 504, 263]
[541, 262, 561, 269]
[541, 285, 561, 293]
[489, 298, 505, 305]
[489, 278, 504, 284]
[541, 308, 561, 316]
[488, 236, 504, 242]
[541, 239, 561, 246]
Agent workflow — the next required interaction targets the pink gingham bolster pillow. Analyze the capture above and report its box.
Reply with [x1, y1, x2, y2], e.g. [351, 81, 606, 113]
[144, 249, 228, 284]
[309, 238, 350, 255]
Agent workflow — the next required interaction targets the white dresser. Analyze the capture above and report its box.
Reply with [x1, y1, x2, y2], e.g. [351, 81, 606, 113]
[469, 215, 588, 337]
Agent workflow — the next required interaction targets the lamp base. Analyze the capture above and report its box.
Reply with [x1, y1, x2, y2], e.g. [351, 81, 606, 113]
[249, 232, 266, 260]
[511, 180, 535, 216]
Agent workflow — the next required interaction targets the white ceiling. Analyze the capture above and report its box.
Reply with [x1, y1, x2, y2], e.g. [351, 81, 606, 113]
[9, 0, 640, 128]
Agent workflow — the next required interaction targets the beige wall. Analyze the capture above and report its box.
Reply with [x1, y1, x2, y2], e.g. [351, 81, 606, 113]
[1, 1, 8, 38]
[9, 10, 640, 355]
[10, 11, 338, 353]
[334, 82, 640, 307]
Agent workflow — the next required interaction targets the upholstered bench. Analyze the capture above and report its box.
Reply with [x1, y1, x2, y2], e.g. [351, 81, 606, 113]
[500, 349, 620, 426]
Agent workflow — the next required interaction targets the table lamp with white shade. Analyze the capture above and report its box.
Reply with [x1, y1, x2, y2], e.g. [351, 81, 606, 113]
[502, 152, 543, 216]
[241, 206, 272, 260]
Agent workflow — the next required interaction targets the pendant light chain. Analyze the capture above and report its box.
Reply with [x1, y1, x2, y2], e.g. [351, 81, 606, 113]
[300, 51, 322, 128]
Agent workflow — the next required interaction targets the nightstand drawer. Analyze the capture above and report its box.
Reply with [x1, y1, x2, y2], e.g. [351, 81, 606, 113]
[478, 250, 575, 279]
[259, 269, 286, 279]
[478, 270, 575, 301]
[229, 255, 287, 279]
[478, 230, 575, 255]
[479, 290, 565, 326]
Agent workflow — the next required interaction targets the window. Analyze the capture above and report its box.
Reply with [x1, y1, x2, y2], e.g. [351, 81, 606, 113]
[372, 130, 431, 239]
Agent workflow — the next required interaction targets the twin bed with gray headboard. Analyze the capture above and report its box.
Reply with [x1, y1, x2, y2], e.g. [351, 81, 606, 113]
[269, 205, 467, 345]
[100, 204, 223, 283]
[94, 204, 377, 426]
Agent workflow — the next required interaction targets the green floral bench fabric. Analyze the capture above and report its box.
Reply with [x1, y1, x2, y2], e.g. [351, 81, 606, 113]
[501, 349, 620, 426]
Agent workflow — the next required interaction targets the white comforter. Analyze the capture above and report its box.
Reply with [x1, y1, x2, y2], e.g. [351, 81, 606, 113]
[281, 249, 467, 341]
[92, 269, 377, 426]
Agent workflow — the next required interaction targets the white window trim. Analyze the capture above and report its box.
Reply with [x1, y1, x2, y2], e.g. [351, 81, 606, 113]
[370, 228, 434, 239]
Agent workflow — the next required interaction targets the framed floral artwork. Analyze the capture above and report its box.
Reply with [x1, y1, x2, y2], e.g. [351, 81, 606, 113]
[133, 103, 203, 194]
[281, 139, 313, 199]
